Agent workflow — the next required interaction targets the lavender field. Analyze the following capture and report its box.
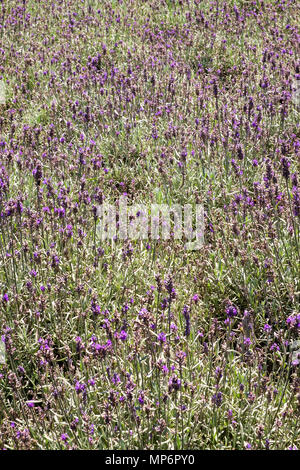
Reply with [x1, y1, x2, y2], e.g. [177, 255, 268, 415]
[0, 0, 299, 450]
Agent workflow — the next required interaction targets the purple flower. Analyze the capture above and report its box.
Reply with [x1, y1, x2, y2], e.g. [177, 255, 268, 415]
[138, 395, 144, 405]
[212, 392, 223, 407]
[270, 342, 280, 352]
[157, 332, 166, 343]
[280, 157, 290, 180]
[168, 375, 181, 392]
[226, 306, 237, 318]
[112, 373, 121, 385]
[287, 314, 300, 330]
[215, 367, 223, 380]
[75, 381, 86, 395]
[182, 305, 190, 337]
[265, 439, 270, 450]
[119, 330, 128, 341]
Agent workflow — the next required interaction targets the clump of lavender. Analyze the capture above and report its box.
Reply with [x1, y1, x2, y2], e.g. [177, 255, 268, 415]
[0, 0, 299, 452]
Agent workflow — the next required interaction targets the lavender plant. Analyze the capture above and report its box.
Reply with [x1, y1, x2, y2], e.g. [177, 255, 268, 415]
[0, 0, 299, 450]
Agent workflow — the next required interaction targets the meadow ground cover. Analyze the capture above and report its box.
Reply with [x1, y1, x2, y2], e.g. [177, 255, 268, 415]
[0, 0, 299, 450]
